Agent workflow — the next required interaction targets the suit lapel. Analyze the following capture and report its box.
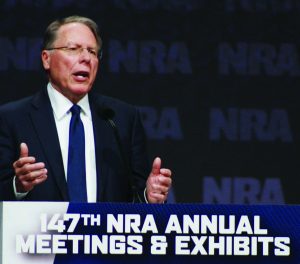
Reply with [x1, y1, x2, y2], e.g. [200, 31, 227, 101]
[89, 94, 115, 201]
[29, 89, 69, 200]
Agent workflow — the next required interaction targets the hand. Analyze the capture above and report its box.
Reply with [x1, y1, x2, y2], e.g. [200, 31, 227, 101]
[13, 143, 47, 193]
[146, 157, 172, 204]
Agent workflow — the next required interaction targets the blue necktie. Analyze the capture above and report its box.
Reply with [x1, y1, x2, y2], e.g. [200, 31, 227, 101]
[67, 104, 87, 202]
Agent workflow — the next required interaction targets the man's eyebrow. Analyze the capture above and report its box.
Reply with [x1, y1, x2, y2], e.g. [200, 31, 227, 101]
[65, 42, 97, 48]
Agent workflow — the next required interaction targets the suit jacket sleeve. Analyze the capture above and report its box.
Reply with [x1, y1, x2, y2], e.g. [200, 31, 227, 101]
[130, 107, 150, 203]
[0, 108, 18, 201]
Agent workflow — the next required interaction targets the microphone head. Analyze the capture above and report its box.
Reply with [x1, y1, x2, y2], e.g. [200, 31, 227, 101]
[98, 107, 115, 120]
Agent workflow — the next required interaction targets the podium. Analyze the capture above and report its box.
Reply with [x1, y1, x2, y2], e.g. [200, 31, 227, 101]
[0, 202, 299, 263]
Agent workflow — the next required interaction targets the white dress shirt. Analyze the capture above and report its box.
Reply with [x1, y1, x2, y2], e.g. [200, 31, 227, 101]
[47, 83, 97, 202]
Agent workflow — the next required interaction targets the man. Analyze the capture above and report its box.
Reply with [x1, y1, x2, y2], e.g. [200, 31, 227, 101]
[0, 15, 172, 203]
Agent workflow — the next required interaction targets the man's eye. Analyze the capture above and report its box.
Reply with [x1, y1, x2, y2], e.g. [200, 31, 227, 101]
[68, 47, 78, 51]
[88, 49, 97, 56]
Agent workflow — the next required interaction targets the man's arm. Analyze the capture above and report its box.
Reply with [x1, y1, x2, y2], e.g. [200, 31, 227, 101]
[129, 107, 150, 203]
[0, 112, 18, 200]
[129, 107, 172, 203]
[0, 111, 47, 200]
[13, 143, 47, 193]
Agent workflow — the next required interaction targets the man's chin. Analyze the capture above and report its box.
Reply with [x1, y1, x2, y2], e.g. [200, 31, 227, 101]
[71, 84, 92, 95]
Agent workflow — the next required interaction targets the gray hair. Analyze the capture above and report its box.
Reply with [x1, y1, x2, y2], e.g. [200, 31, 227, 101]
[42, 15, 102, 51]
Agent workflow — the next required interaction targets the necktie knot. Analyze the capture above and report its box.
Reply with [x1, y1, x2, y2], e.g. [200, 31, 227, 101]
[70, 104, 81, 116]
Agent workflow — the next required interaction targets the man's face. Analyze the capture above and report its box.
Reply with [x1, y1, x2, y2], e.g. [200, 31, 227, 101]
[41, 23, 99, 103]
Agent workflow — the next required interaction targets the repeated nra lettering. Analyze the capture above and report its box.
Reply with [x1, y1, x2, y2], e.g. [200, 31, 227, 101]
[0, 38, 192, 74]
[0, 38, 42, 71]
[203, 176, 284, 204]
[219, 42, 300, 76]
[139, 107, 183, 140]
[108, 40, 192, 74]
[3, 38, 300, 77]
[209, 108, 293, 142]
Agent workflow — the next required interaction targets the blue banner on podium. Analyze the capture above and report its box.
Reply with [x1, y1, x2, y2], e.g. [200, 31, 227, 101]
[1, 202, 299, 263]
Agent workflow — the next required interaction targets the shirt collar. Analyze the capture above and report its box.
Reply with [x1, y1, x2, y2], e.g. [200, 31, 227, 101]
[47, 82, 92, 120]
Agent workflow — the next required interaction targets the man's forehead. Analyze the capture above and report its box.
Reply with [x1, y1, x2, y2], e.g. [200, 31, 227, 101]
[57, 23, 91, 35]
[55, 23, 96, 44]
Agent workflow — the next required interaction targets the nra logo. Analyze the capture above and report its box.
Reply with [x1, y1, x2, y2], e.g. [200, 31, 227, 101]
[203, 176, 284, 204]
[209, 108, 293, 142]
[139, 106, 183, 140]
[219, 42, 300, 76]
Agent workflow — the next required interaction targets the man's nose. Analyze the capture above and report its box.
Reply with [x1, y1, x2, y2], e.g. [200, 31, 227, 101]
[79, 48, 92, 62]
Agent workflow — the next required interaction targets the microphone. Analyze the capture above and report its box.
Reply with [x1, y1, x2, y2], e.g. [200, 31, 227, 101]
[99, 107, 115, 120]
[98, 107, 140, 202]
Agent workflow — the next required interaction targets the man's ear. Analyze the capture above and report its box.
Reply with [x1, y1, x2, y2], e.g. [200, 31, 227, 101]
[41, 50, 50, 70]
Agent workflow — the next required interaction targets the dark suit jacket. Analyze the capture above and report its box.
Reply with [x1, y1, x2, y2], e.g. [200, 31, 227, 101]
[0, 88, 149, 202]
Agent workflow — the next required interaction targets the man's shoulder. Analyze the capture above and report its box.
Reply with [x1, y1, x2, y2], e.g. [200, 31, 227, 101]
[0, 89, 48, 115]
[0, 95, 34, 114]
